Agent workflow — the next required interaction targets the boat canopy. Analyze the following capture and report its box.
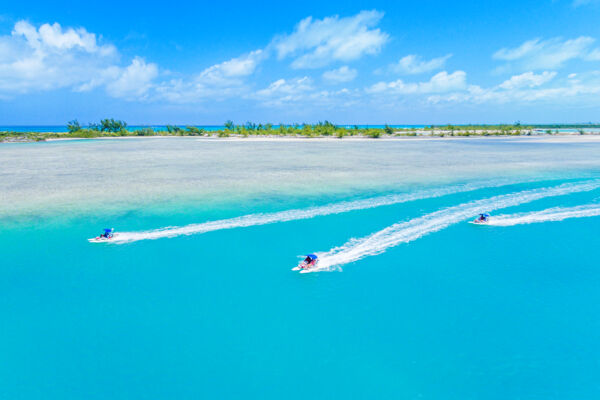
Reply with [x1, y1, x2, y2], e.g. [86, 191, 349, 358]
[479, 213, 490, 217]
[104, 228, 113, 233]
[306, 254, 318, 260]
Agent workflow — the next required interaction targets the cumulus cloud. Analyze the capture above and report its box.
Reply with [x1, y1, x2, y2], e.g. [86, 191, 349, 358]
[322, 66, 357, 83]
[426, 71, 600, 106]
[0, 13, 383, 106]
[251, 77, 318, 106]
[156, 50, 264, 102]
[105, 57, 159, 99]
[157, 11, 386, 101]
[12, 20, 115, 55]
[0, 20, 158, 98]
[367, 71, 467, 95]
[0, 21, 115, 93]
[6, 16, 600, 113]
[196, 50, 265, 85]
[389, 54, 451, 75]
[498, 71, 557, 90]
[253, 76, 358, 108]
[256, 77, 314, 97]
[493, 36, 598, 70]
[271, 10, 389, 69]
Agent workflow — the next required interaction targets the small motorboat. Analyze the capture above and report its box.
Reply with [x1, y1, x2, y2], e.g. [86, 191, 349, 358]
[292, 254, 318, 271]
[471, 213, 490, 224]
[88, 228, 116, 242]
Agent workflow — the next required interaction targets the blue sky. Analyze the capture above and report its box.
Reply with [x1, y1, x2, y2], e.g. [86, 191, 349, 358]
[1, 0, 600, 124]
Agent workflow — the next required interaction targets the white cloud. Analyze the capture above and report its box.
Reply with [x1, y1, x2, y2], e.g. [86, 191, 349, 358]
[271, 10, 389, 69]
[587, 48, 600, 60]
[152, 10, 388, 103]
[498, 71, 557, 90]
[155, 50, 264, 102]
[196, 49, 264, 85]
[322, 66, 357, 83]
[367, 71, 467, 95]
[157, 10, 386, 101]
[253, 77, 358, 108]
[389, 54, 451, 75]
[6, 17, 600, 113]
[256, 77, 314, 98]
[494, 39, 543, 61]
[158, 10, 387, 103]
[493, 36, 597, 70]
[426, 71, 600, 106]
[0, 20, 159, 99]
[105, 57, 158, 99]
[12, 21, 115, 55]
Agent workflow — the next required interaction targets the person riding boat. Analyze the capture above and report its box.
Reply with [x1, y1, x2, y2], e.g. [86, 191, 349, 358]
[476, 213, 490, 223]
[301, 254, 318, 269]
[100, 228, 114, 239]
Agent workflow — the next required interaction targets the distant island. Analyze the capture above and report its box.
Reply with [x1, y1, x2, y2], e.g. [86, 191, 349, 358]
[2, 118, 600, 142]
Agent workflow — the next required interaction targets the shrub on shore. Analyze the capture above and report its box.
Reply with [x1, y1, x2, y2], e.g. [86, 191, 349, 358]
[67, 128, 103, 138]
[100, 119, 127, 132]
[185, 126, 205, 136]
[166, 125, 183, 134]
[0, 131, 47, 142]
[67, 120, 81, 133]
[2, 120, 599, 143]
[137, 127, 155, 136]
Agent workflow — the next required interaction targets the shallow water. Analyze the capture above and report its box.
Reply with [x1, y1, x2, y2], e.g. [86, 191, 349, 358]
[1, 137, 600, 399]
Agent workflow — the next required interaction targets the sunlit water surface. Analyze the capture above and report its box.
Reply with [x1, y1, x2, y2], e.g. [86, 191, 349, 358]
[1, 137, 600, 399]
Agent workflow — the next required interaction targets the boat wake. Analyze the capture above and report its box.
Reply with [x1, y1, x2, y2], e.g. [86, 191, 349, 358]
[309, 180, 600, 272]
[110, 179, 529, 244]
[487, 204, 600, 226]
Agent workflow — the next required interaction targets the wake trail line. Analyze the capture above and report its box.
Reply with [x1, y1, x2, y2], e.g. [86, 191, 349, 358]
[311, 180, 600, 272]
[487, 204, 600, 226]
[111, 178, 532, 244]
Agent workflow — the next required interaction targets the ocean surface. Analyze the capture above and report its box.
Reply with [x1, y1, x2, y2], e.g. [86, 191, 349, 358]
[1, 137, 600, 399]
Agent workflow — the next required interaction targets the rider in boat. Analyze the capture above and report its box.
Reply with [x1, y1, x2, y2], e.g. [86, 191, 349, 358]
[477, 213, 490, 223]
[100, 228, 114, 239]
[301, 254, 318, 269]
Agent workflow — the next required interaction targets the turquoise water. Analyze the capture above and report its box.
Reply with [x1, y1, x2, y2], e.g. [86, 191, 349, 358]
[2, 138, 600, 399]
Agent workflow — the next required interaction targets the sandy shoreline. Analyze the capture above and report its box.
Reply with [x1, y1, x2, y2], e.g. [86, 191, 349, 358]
[34, 134, 600, 143]
[2, 132, 600, 144]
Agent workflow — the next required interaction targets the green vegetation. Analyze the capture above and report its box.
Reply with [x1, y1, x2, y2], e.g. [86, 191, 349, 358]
[166, 125, 183, 134]
[0, 131, 53, 142]
[1, 120, 599, 142]
[100, 118, 127, 132]
[224, 120, 235, 131]
[136, 127, 155, 136]
[67, 120, 81, 133]
[185, 126, 205, 135]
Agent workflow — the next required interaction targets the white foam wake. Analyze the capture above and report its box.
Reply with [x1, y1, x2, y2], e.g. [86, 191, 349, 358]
[487, 204, 600, 226]
[312, 180, 600, 272]
[109, 178, 532, 244]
